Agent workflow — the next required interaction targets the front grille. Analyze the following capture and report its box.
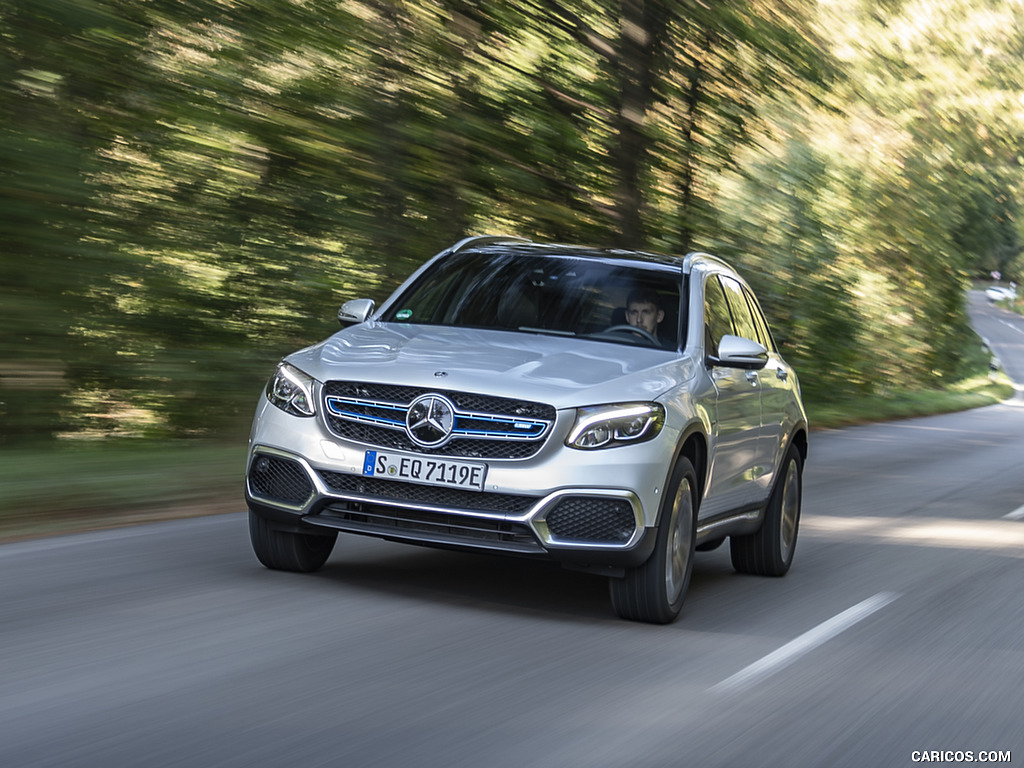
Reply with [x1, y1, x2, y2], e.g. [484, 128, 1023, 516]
[325, 383, 553, 420]
[322, 381, 556, 460]
[316, 470, 536, 514]
[323, 422, 542, 459]
[311, 502, 543, 553]
[248, 455, 314, 506]
[545, 497, 636, 543]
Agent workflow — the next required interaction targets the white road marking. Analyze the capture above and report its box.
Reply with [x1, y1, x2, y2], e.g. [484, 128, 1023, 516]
[710, 592, 900, 694]
[1005, 505, 1024, 521]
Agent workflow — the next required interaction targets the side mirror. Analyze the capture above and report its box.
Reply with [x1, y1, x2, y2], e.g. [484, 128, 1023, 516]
[338, 298, 375, 327]
[708, 334, 768, 370]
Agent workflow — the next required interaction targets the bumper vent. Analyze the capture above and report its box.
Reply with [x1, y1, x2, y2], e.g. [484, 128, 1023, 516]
[311, 503, 543, 553]
[317, 471, 536, 514]
[248, 455, 314, 506]
[545, 497, 636, 543]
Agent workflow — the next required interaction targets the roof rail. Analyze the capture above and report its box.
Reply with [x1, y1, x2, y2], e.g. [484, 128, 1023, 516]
[448, 234, 531, 254]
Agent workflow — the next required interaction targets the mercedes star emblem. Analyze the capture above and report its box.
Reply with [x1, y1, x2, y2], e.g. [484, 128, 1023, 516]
[406, 394, 456, 447]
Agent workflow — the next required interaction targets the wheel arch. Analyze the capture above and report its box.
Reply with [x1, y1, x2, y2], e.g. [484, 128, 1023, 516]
[764, 425, 807, 503]
[790, 425, 809, 466]
[673, 424, 709, 503]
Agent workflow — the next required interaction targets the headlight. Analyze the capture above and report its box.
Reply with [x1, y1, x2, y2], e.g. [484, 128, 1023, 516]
[266, 363, 317, 417]
[566, 403, 665, 450]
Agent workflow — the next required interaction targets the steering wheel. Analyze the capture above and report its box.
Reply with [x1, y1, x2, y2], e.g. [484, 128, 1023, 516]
[597, 324, 660, 347]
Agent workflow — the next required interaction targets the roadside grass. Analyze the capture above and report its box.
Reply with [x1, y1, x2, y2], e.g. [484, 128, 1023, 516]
[804, 371, 1015, 429]
[0, 442, 244, 541]
[0, 371, 1016, 542]
[998, 295, 1023, 315]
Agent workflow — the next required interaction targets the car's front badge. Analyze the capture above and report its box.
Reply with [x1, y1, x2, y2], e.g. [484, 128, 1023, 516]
[405, 394, 456, 447]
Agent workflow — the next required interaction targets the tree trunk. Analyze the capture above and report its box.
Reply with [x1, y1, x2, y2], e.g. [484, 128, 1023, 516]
[611, 0, 667, 249]
[677, 33, 711, 252]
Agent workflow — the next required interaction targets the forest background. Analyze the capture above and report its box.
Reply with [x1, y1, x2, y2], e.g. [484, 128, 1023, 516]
[2, 0, 1023, 528]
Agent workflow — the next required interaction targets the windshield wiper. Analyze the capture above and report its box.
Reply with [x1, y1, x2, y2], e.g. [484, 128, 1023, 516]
[516, 326, 577, 337]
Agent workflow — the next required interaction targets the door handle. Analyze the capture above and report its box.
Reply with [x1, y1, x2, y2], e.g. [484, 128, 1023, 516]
[746, 371, 759, 385]
[776, 368, 788, 381]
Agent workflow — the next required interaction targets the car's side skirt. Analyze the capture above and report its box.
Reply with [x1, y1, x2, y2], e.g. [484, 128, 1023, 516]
[695, 505, 763, 546]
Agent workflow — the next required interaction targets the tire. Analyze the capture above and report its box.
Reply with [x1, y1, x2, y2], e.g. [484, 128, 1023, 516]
[249, 509, 337, 572]
[730, 443, 802, 577]
[609, 457, 698, 624]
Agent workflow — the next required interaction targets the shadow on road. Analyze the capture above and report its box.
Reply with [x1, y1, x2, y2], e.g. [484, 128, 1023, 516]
[301, 536, 746, 625]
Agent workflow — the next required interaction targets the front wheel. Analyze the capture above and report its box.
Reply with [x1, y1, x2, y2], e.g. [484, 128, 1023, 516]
[249, 510, 337, 572]
[609, 457, 698, 624]
[730, 443, 803, 577]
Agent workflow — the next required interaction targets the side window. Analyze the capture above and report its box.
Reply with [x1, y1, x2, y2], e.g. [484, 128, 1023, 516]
[743, 287, 776, 352]
[704, 275, 733, 354]
[720, 276, 759, 342]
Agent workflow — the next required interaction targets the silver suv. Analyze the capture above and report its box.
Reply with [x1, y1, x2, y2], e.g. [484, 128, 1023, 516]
[246, 236, 808, 623]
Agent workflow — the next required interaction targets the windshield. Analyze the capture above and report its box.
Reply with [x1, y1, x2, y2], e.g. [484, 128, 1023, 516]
[381, 250, 683, 349]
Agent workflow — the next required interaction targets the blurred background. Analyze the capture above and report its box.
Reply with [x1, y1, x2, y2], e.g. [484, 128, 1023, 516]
[1, 0, 1021, 531]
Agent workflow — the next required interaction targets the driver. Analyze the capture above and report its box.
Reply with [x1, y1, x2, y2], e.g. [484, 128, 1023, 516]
[625, 288, 665, 343]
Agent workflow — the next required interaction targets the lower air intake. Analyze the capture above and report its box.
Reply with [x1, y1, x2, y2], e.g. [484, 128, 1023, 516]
[248, 455, 314, 506]
[545, 497, 636, 543]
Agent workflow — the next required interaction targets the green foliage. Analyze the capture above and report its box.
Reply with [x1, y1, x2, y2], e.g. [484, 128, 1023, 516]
[1, 0, 1021, 443]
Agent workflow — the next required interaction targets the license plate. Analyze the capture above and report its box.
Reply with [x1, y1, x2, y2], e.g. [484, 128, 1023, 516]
[362, 451, 487, 492]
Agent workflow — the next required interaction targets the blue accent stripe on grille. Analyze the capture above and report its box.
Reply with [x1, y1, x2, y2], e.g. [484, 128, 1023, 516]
[325, 395, 551, 441]
[326, 397, 406, 428]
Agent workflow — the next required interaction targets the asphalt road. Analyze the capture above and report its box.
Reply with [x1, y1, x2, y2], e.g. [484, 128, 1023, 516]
[3, 293, 1023, 768]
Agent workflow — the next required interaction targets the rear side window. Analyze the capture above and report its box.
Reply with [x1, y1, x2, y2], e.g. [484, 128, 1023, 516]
[743, 287, 776, 352]
[719, 276, 760, 343]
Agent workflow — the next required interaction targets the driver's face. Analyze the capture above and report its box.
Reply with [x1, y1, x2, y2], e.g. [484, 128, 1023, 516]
[626, 301, 664, 335]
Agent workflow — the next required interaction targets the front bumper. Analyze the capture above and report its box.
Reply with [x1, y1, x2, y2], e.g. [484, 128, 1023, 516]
[249, 383, 683, 565]
[246, 444, 659, 567]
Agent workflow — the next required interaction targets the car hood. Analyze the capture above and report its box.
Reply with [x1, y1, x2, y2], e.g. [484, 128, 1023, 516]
[285, 323, 696, 409]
